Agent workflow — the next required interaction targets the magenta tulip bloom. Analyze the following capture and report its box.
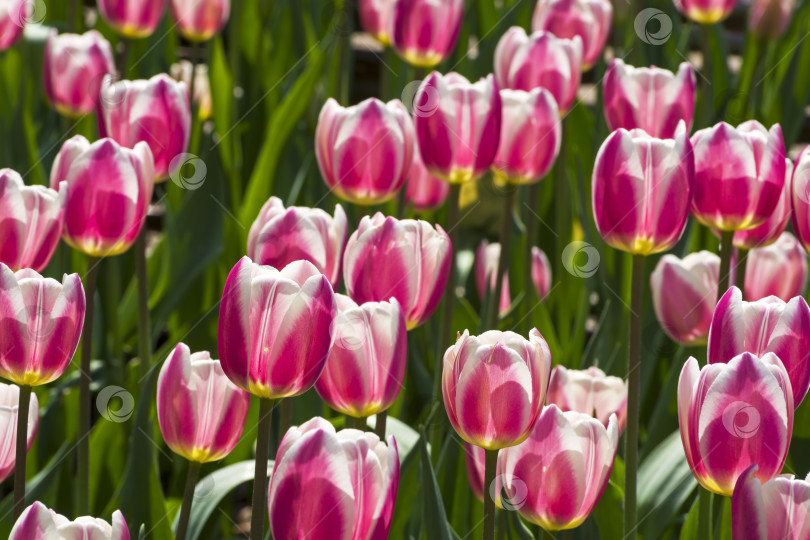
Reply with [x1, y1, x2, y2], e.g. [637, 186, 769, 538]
[268, 417, 399, 540]
[603, 60, 696, 139]
[745, 232, 807, 302]
[732, 464, 810, 540]
[99, 73, 191, 182]
[10, 501, 129, 540]
[492, 88, 561, 184]
[50, 136, 154, 257]
[732, 158, 792, 250]
[708, 286, 810, 407]
[0, 382, 38, 482]
[442, 329, 552, 450]
[494, 27, 583, 113]
[97, 0, 168, 38]
[789, 146, 810, 252]
[547, 365, 627, 430]
[650, 251, 720, 346]
[498, 406, 619, 530]
[404, 150, 450, 211]
[749, 0, 793, 39]
[673, 0, 736, 24]
[170, 0, 229, 41]
[359, 0, 393, 44]
[463, 442, 486, 501]
[390, 0, 463, 67]
[343, 213, 451, 330]
[414, 72, 501, 184]
[0, 0, 28, 51]
[247, 197, 347, 287]
[691, 121, 785, 231]
[678, 352, 793, 496]
[592, 121, 694, 255]
[43, 30, 115, 117]
[531, 247, 552, 300]
[218, 257, 337, 399]
[157, 343, 249, 463]
[475, 240, 511, 316]
[315, 296, 406, 418]
[531, 0, 612, 70]
[0, 266, 85, 387]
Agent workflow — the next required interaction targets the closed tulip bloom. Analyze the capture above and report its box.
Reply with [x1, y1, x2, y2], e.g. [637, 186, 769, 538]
[157, 343, 249, 463]
[493, 88, 561, 184]
[749, 0, 793, 39]
[603, 60, 696, 139]
[789, 146, 810, 252]
[442, 329, 552, 450]
[10, 501, 129, 540]
[531, 246, 553, 300]
[678, 352, 793, 496]
[498, 406, 619, 530]
[475, 240, 511, 316]
[343, 213, 451, 329]
[170, 60, 212, 120]
[494, 27, 583, 113]
[732, 158, 792, 249]
[316, 97, 414, 204]
[414, 72, 501, 184]
[99, 73, 191, 182]
[531, 0, 612, 70]
[732, 464, 810, 540]
[390, 0, 463, 67]
[50, 136, 154, 257]
[359, 0, 393, 45]
[170, 0, 229, 41]
[247, 197, 347, 287]
[547, 365, 627, 430]
[268, 417, 399, 540]
[218, 257, 337, 399]
[43, 30, 115, 117]
[97, 0, 168, 39]
[673, 0, 736, 24]
[0, 266, 85, 386]
[592, 121, 694, 255]
[316, 296, 406, 418]
[745, 232, 807, 301]
[0, 382, 38, 482]
[708, 286, 810, 407]
[463, 442, 486, 500]
[0, 0, 27, 50]
[691, 121, 785, 231]
[404, 150, 450, 211]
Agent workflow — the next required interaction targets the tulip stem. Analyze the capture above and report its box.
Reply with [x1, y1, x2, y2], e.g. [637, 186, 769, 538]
[736, 248, 749, 299]
[250, 398, 274, 540]
[278, 397, 292, 440]
[482, 449, 498, 540]
[487, 187, 515, 329]
[698, 488, 713, 540]
[175, 461, 201, 540]
[135, 229, 152, 379]
[12, 385, 32, 521]
[375, 410, 388, 438]
[624, 254, 644, 539]
[522, 183, 541, 334]
[78, 255, 99, 516]
[346, 415, 366, 430]
[718, 230, 734, 301]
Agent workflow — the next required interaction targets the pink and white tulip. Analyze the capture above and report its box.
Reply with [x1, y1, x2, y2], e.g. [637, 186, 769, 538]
[9, 501, 129, 540]
[442, 329, 552, 450]
[788, 146, 810, 252]
[268, 417, 399, 540]
[157, 343, 249, 463]
[749, 0, 793, 39]
[414, 72, 502, 184]
[531, 246, 553, 300]
[247, 197, 347, 287]
[592, 121, 694, 255]
[0, 0, 27, 51]
[745, 232, 806, 301]
[732, 158, 792, 249]
[0, 382, 38, 482]
[97, 0, 169, 39]
[170, 0, 230, 42]
[463, 442, 486, 501]
[217, 257, 337, 399]
[603, 60, 696, 139]
[494, 27, 583, 113]
[475, 240, 511, 316]
[546, 365, 627, 430]
[315, 296, 406, 418]
[531, 0, 612, 70]
[732, 464, 810, 540]
[343, 213, 451, 330]
[673, 0, 736, 24]
[390, 0, 463, 67]
[404, 150, 450, 211]
[169, 61, 212, 120]
[359, 0, 394, 45]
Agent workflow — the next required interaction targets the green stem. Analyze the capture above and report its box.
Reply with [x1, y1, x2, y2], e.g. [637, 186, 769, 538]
[487, 187, 515, 329]
[78, 256, 99, 516]
[175, 461, 201, 540]
[624, 254, 644, 538]
[482, 449, 498, 540]
[278, 398, 292, 439]
[698, 488, 713, 540]
[736, 248, 748, 300]
[13, 385, 32, 521]
[700, 24, 715, 124]
[117, 38, 130, 80]
[67, 0, 80, 32]
[250, 398, 274, 540]
[718, 230, 734, 302]
[522, 183, 541, 334]
[346, 415, 366, 430]
[135, 229, 152, 380]
[375, 410, 388, 438]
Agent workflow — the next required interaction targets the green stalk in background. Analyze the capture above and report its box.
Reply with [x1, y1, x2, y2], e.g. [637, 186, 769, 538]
[482, 449, 498, 540]
[624, 254, 644, 538]
[251, 398, 274, 540]
[174, 461, 201, 540]
[522, 182, 541, 334]
[717, 230, 734, 300]
[486, 185, 515, 329]
[77, 256, 99, 515]
[12, 385, 32, 520]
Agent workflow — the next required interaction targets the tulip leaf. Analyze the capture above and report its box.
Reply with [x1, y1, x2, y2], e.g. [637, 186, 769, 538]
[679, 497, 699, 540]
[419, 435, 455, 540]
[390, 437, 422, 539]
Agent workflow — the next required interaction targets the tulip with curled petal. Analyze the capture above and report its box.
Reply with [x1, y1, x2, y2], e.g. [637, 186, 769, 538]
[745, 232, 807, 301]
[547, 365, 627, 430]
[10, 501, 130, 539]
[732, 464, 810, 539]
[531, 246, 553, 300]
[475, 240, 511, 316]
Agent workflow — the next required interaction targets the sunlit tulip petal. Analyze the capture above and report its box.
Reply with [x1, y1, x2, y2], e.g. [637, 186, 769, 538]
[732, 464, 810, 539]
[531, 0, 612, 70]
[0, 382, 38, 482]
[404, 150, 450, 211]
[474, 240, 510, 316]
[97, 0, 169, 38]
[390, 0, 463, 67]
[547, 365, 627, 430]
[170, 0, 229, 42]
[0, 0, 27, 50]
[732, 158, 792, 249]
[745, 232, 806, 301]
[10, 501, 130, 540]
[749, 0, 793, 39]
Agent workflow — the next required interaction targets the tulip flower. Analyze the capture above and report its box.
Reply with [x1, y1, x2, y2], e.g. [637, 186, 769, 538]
[0, 0, 27, 50]
[0, 382, 38, 482]
[99, 73, 191, 182]
[315, 296, 406, 418]
[343, 213, 451, 330]
[731, 158, 792, 250]
[592, 121, 694, 255]
[247, 197, 347, 287]
[268, 417, 399, 540]
[732, 464, 810, 539]
[43, 30, 115, 117]
[789, 146, 810, 252]
[50, 136, 154, 257]
[475, 240, 511, 316]
[97, 0, 169, 38]
[745, 232, 807, 301]
[673, 0, 736, 24]
[547, 365, 627, 430]
[531, 246, 552, 300]
[170, 0, 230, 42]
[404, 150, 450, 211]
[494, 27, 583, 113]
[10, 501, 130, 540]
[498, 405, 619, 530]
[749, 0, 793, 39]
[359, 0, 393, 44]
[316, 97, 414, 204]
[492, 88, 561, 184]
[650, 251, 720, 346]
[603, 60, 696, 139]
[170, 61, 212, 120]
[463, 442, 486, 501]
[413, 72, 502, 184]
[531, 0, 612, 70]
[390, 0, 463, 67]
[708, 286, 810, 407]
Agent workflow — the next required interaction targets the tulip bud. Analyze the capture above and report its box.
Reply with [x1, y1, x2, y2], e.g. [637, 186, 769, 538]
[98, 0, 169, 39]
[731, 158, 792, 249]
[50, 136, 154, 257]
[359, 0, 393, 45]
[43, 30, 115, 117]
[531, 246, 552, 300]
[316, 97, 414, 205]
[673, 0, 736, 24]
[390, 0, 463, 67]
[494, 27, 583, 113]
[592, 121, 694, 255]
[170, 61, 213, 120]
[475, 240, 511, 316]
[10, 501, 130, 540]
[0, 0, 27, 51]
[749, 0, 793, 39]
[531, 0, 612, 70]
[404, 150, 450, 211]
[547, 365, 627, 430]
[170, 0, 230, 42]
[0, 382, 38, 482]
[745, 232, 807, 301]
[732, 464, 810, 539]
[268, 417, 399, 540]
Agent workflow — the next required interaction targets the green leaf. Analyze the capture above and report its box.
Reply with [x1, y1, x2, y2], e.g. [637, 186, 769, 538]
[420, 435, 454, 540]
[679, 497, 699, 540]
